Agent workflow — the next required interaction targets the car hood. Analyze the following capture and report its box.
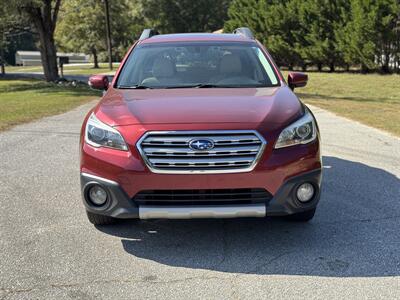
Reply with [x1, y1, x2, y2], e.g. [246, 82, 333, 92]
[95, 86, 302, 127]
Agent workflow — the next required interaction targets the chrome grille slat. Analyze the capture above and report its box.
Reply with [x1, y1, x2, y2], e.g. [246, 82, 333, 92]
[153, 164, 251, 168]
[137, 130, 267, 174]
[147, 152, 257, 157]
[149, 156, 255, 164]
[143, 145, 260, 157]
[143, 135, 260, 144]
[153, 163, 251, 168]
[143, 145, 260, 153]
[141, 141, 261, 147]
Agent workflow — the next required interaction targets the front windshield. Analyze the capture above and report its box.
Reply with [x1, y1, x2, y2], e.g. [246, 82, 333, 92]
[116, 42, 279, 89]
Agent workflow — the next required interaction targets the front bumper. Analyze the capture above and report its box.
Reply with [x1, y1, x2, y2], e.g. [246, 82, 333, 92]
[80, 121, 322, 219]
[81, 168, 322, 219]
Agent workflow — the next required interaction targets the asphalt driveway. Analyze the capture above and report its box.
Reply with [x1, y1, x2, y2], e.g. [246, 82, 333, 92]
[0, 102, 399, 299]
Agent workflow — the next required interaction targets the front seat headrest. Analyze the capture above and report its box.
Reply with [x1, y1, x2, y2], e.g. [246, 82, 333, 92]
[219, 54, 242, 74]
[153, 57, 175, 78]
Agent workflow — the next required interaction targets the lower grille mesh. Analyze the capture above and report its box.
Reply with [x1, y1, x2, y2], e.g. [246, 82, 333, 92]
[134, 188, 272, 206]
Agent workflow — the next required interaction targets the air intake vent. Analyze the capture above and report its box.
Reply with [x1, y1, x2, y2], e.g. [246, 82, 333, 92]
[137, 130, 266, 174]
[134, 188, 272, 206]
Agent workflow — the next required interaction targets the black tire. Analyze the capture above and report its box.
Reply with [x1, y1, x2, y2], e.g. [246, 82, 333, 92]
[86, 211, 117, 225]
[286, 208, 316, 222]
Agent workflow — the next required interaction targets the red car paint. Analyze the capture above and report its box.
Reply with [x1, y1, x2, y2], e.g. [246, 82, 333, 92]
[81, 32, 321, 222]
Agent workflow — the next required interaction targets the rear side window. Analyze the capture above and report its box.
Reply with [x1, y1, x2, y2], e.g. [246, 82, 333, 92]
[117, 42, 280, 88]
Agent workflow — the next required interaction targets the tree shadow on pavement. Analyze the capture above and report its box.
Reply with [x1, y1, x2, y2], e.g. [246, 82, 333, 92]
[97, 156, 400, 277]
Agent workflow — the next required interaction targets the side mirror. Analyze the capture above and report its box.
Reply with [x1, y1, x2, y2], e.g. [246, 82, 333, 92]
[88, 75, 109, 90]
[288, 72, 308, 90]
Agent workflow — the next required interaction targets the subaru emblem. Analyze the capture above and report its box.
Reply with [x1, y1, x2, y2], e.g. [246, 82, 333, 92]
[189, 139, 215, 151]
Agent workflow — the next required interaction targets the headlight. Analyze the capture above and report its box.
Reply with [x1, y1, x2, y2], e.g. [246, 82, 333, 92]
[85, 113, 128, 151]
[274, 108, 317, 149]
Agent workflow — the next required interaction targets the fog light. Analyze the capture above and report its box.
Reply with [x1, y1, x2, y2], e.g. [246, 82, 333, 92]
[296, 183, 315, 203]
[88, 185, 108, 206]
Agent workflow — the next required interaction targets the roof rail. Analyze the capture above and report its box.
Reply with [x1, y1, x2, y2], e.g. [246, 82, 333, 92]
[233, 27, 254, 39]
[139, 29, 159, 40]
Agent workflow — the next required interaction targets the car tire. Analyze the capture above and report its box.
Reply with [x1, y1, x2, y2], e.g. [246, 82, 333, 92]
[86, 211, 117, 225]
[286, 208, 316, 222]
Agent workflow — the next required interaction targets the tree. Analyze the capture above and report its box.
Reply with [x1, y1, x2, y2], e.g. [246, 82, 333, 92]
[334, 1, 353, 71]
[336, 0, 399, 73]
[224, 0, 302, 69]
[56, 0, 136, 68]
[395, 12, 400, 72]
[223, 0, 266, 35]
[56, 0, 104, 68]
[141, 0, 232, 33]
[374, 0, 400, 73]
[294, 0, 347, 72]
[103, 0, 112, 70]
[5, 0, 62, 81]
[223, 0, 399, 72]
[262, 1, 302, 69]
[0, 1, 9, 74]
[1, 1, 40, 74]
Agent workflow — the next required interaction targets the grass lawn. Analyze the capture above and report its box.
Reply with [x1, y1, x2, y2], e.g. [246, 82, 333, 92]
[0, 78, 101, 131]
[5, 62, 119, 76]
[287, 72, 400, 136]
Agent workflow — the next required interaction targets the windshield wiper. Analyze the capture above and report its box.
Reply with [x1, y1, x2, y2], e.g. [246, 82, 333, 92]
[165, 83, 221, 89]
[117, 85, 153, 89]
[118, 83, 270, 89]
[165, 83, 271, 89]
[194, 84, 221, 88]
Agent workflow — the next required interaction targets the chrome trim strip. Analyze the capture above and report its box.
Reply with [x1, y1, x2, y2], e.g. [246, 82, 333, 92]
[136, 130, 267, 174]
[81, 172, 119, 185]
[149, 156, 254, 165]
[139, 204, 266, 219]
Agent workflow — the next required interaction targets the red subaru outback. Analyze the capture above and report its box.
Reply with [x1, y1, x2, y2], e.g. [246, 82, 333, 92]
[81, 28, 322, 225]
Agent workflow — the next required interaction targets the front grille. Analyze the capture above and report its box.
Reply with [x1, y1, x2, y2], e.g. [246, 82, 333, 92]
[134, 188, 272, 206]
[137, 130, 266, 174]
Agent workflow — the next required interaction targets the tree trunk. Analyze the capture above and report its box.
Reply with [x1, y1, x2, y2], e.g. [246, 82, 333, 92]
[92, 47, 99, 68]
[361, 64, 369, 74]
[0, 48, 5, 75]
[381, 65, 390, 74]
[317, 63, 322, 72]
[24, 1, 61, 82]
[381, 51, 390, 74]
[104, 0, 113, 70]
[397, 43, 400, 73]
[329, 62, 335, 73]
[37, 29, 59, 81]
